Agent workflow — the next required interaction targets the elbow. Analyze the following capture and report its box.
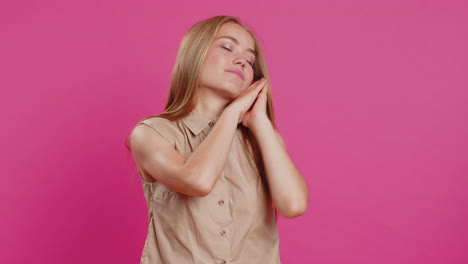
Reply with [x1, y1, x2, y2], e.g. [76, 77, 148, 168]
[191, 182, 213, 197]
[281, 199, 308, 218]
[185, 171, 216, 197]
[281, 181, 309, 218]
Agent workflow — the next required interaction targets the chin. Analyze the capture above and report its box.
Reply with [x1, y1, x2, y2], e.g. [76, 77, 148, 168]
[224, 82, 246, 98]
[203, 79, 247, 100]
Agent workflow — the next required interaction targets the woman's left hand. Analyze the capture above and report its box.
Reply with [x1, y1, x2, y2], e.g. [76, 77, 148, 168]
[241, 79, 270, 129]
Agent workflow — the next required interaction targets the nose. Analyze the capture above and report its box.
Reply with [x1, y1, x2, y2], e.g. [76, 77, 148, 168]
[234, 56, 247, 67]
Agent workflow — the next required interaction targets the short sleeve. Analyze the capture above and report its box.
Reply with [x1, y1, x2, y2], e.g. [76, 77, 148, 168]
[138, 117, 178, 149]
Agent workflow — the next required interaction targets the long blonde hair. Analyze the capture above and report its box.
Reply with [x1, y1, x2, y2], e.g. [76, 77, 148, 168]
[127, 15, 276, 204]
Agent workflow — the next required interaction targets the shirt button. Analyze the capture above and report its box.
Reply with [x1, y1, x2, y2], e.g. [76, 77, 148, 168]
[220, 230, 226, 236]
[209, 121, 215, 127]
[218, 199, 224, 206]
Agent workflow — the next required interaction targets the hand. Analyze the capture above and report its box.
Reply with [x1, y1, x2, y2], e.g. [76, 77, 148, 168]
[241, 78, 269, 129]
[226, 78, 269, 124]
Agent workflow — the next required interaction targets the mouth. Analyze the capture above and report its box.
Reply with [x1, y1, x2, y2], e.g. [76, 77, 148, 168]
[226, 70, 243, 80]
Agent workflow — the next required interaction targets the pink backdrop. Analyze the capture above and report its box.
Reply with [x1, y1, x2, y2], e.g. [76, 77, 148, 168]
[1, 0, 467, 263]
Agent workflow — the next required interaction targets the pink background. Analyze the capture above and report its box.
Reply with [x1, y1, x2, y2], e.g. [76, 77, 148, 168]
[1, 0, 467, 263]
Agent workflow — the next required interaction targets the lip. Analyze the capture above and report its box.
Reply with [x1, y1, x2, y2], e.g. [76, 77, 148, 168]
[226, 69, 244, 80]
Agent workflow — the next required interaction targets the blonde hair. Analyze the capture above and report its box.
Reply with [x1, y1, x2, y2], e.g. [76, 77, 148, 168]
[127, 15, 276, 207]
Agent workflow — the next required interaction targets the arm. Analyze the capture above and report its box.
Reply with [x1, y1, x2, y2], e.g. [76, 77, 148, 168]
[250, 119, 309, 218]
[130, 108, 239, 197]
[129, 79, 267, 197]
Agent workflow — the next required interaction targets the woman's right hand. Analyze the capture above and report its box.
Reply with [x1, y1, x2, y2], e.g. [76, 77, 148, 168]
[226, 78, 268, 124]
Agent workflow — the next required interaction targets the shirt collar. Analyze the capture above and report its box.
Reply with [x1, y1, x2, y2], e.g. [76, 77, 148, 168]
[182, 109, 218, 136]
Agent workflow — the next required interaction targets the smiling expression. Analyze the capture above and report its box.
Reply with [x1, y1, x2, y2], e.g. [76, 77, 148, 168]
[198, 22, 257, 100]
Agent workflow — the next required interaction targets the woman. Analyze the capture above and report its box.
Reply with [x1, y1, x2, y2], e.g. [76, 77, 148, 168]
[128, 15, 309, 264]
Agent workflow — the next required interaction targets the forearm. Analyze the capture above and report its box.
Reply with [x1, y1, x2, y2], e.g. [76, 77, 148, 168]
[184, 107, 239, 192]
[251, 119, 309, 217]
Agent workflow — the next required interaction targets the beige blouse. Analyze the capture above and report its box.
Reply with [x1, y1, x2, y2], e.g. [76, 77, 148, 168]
[136, 109, 281, 264]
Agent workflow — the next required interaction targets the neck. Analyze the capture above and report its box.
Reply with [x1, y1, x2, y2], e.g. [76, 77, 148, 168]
[194, 88, 231, 121]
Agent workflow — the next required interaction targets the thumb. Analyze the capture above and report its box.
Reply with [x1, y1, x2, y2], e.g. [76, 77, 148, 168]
[255, 83, 268, 110]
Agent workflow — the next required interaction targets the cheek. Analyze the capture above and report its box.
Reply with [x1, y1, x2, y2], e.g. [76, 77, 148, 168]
[207, 50, 226, 64]
[246, 69, 255, 83]
[201, 55, 221, 76]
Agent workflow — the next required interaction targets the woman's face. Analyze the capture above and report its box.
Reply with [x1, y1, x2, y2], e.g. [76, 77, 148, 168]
[198, 22, 256, 100]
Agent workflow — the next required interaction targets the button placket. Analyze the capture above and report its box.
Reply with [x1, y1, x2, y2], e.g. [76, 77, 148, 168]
[213, 173, 230, 262]
[219, 229, 226, 236]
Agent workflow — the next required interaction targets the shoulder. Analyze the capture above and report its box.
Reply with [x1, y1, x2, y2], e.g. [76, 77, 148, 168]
[131, 116, 181, 147]
[139, 116, 175, 128]
[138, 116, 180, 134]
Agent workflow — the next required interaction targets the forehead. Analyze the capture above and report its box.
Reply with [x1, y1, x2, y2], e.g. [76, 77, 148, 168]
[215, 23, 255, 50]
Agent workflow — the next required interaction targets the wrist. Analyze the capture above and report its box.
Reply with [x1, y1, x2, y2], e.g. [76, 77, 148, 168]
[250, 116, 273, 135]
[222, 105, 241, 123]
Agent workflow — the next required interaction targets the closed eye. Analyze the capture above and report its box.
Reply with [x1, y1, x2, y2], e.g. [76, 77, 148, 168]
[222, 46, 254, 67]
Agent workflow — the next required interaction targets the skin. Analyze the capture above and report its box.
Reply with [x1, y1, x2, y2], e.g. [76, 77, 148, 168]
[194, 22, 257, 121]
[130, 22, 309, 218]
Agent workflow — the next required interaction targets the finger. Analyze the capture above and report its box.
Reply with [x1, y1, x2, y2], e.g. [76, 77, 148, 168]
[260, 84, 269, 104]
[241, 79, 267, 102]
[241, 80, 261, 96]
[260, 82, 268, 97]
[250, 78, 266, 89]
[254, 79, 268, 93]
[244, 79, 263, 95]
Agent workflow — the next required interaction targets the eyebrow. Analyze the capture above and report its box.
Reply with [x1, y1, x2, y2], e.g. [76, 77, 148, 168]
[216, 36, 256, 57]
